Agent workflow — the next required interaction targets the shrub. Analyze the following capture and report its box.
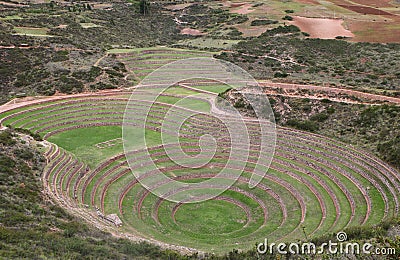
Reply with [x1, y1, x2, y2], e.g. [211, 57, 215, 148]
[233, 99, 246, 108]
[59, 76, 84, 94]
[89, 82, 116, 90]
[377, 136, 400, 167]
[14, 149, 34, 160]
[52, 51, 69, 62]
[14, 128, 43, 141]
[282, 15, 293, 21]
[250, 19, 278, 26]
[310, 112, 329, 122]
[367, 74, 378, 80]
[0, 155, 16, 169]
[326, 107, 335, 114]
[286, 119, 319, 132]
[72, 66, 102, 81]
[0, 131, 16, 146]
[262, 25, 300, 36]
[62, 221, 83, 238]
[274, 71, 288, 78]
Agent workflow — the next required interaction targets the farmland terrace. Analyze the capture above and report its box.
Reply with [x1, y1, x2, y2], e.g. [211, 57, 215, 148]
[1, 72, 399, 253]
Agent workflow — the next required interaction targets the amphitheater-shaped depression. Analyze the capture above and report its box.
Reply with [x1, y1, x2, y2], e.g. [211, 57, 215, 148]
[1, 51, 399, 253]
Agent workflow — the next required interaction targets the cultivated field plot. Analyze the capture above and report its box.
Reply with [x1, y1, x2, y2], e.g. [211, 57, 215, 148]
[13, 26, 52, 37]
[1, 83, 399, 254]
[110, 47, 216, 82]
[289, 16, 354, 39]
[211, 0, 400, 42]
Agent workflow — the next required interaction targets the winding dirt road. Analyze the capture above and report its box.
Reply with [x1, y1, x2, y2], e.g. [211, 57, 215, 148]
[258, 80, 400, 104]
[1, 81, 399, 117]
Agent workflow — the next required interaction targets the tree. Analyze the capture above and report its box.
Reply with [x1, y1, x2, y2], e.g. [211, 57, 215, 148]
[139, 0, 150, 15]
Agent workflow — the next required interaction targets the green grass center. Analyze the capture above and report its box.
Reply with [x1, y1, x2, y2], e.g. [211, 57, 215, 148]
[174, 200, 247, 235]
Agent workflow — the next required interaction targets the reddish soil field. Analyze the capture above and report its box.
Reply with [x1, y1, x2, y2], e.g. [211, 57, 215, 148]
[223, 0, 400, 42]
[230, 3, 246, 8]
[344, 0, 393, 8]
[348, 18, 400, 42]
[180, 28, 204, 36]
[321, 0, 400, 42]
[231, 3, 254, 14]
[338, 5, 394, 15]
[294, 0, 319, 4]
[289, 16, 354, 39]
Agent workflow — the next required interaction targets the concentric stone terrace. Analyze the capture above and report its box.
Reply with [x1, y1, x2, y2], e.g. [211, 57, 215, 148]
[1, 86, 399, 254]
[113, 47, 214, 82]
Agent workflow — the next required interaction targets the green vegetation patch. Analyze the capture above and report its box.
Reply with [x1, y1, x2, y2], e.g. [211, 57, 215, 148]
[13, 27, 51, 37]
[176, 38, 240, 50]
[174, 200, 247, 234]
[47, 126, 122, 168]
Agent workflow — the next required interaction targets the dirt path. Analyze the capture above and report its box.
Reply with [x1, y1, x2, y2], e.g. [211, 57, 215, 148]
[228, 51, 304, 66]
[94, 53, 108, 67]
[0, 1, 27, 7]
[0, 89, 128, 115]
[263, 90, 380, 105]
[258, 80, 400, 104]
[1, 80, 399, 119]
[180, 28, 205, 36]
[0, 45, 93, 52]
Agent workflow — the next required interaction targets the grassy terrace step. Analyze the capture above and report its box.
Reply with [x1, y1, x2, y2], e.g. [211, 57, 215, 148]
[2, 96, 212, 130]
[119, 180, 288, 245]
[77, 137, 394, 249]
[118, 47, 216, 80]
[279, 131, 400, 217]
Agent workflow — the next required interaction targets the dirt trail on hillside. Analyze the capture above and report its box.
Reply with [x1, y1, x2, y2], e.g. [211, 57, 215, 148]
[0, 89, 127, 114]
[1, 81, 399, 120]
[259, 80, 400, 104]
[180, 28, 204, 35]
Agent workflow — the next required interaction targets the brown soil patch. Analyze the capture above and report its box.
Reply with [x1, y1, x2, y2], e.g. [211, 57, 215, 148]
[236, 27, 268, 37]
[164, 3, 194, 11]
[221, 1, 245, 8]
[92, 3, 113, 9]
[294, 0, 319, 4]
[231, 3, 246, 8]
[348, 0, 393, 8]
[180, 28, 204, 36]
[223, 2, 254, 14]
[0, 1, 27, 7]
[347, 18, 400, 42]
[289, 16, 354, 39]
[338, 5, 394, 15]
[259, 80, 400, 104]
[231, 3, 254, 14]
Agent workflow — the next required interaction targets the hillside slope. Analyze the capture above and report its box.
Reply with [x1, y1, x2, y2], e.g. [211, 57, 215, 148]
[0, 129, 188, 259]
